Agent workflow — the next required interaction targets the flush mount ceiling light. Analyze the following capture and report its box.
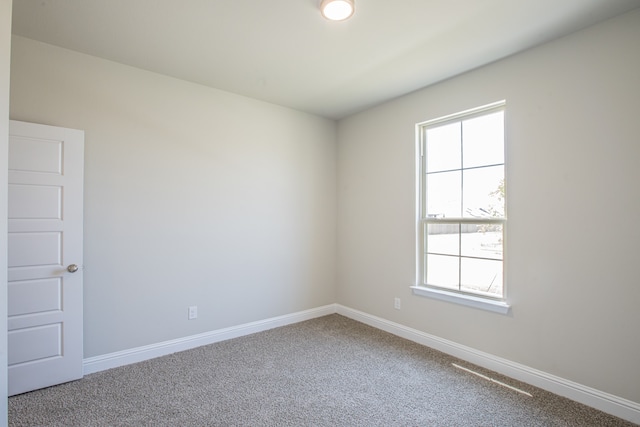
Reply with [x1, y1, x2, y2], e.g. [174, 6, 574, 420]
[320, 0, 355, 21]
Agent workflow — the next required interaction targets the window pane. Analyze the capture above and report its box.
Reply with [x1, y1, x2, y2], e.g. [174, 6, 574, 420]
[427, 171, 461, 218]
[460, 257, 502, 296]
[427, 122, 461, 172]
[427, 223, 459, 256]
[426, 254, 459, 290]
[462, 111, 504, 169]
[462, 166, 504, 218]
[460, 224, 503, 260]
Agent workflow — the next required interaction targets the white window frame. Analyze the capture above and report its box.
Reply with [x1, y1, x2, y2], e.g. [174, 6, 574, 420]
[412, 101, 510, 314]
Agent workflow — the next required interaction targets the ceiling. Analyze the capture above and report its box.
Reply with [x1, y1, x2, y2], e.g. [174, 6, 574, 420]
[11, 0, 640, 119]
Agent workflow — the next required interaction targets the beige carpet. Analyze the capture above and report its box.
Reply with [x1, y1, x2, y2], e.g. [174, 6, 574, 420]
[9, 315, 635, 426]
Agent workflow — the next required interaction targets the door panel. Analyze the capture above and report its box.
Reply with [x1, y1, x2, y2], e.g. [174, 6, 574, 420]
[8, 120, 84, 396]
[8, 232, 62, 267]
[9, 184, 62, 219]
[8, 324, 62, 366]
[8, 278, 62, 316]
[8, 136, 62, 173]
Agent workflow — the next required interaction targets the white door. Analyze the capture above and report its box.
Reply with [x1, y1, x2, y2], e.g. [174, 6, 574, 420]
[8, 120, 84, 396]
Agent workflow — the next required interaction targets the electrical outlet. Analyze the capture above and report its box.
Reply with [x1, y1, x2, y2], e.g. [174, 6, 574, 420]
[394, 298, 401, 310]
[188, 305, 198, 320]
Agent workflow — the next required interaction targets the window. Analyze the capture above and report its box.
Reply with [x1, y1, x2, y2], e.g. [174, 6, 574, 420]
[413, 101, 509, 313]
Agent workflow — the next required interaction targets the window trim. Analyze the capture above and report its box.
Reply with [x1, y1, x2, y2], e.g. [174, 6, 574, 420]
[410, 285, 510, 314]
[414, 101, 510, 314]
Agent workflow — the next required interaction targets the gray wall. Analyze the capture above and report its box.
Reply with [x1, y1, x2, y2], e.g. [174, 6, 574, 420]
[9, 36, 338, 358]
[337, 9, 640, 403]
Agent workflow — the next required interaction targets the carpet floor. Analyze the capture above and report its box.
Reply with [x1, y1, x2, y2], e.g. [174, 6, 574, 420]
[8, 314, 635, 426]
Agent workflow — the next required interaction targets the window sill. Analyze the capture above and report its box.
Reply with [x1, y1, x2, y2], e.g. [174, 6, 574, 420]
[410, 286, 511, 315]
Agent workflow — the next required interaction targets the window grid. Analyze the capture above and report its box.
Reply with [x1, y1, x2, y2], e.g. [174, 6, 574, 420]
[418, 101, 506, 301]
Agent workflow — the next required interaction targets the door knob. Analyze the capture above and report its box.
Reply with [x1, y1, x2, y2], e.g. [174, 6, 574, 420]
[67, 264, 79, 273]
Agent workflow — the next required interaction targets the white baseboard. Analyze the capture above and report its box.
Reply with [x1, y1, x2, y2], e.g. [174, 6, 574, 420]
[83, 304, 337, 375]
[335, 304, 640, 425]
[83, 303, 639, 424]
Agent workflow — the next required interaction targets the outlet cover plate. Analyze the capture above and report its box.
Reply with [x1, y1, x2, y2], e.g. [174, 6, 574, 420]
[188, 306, 198, 319]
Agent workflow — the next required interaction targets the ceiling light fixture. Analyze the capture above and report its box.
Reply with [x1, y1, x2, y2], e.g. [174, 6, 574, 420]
[320, 0, 355, 21]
